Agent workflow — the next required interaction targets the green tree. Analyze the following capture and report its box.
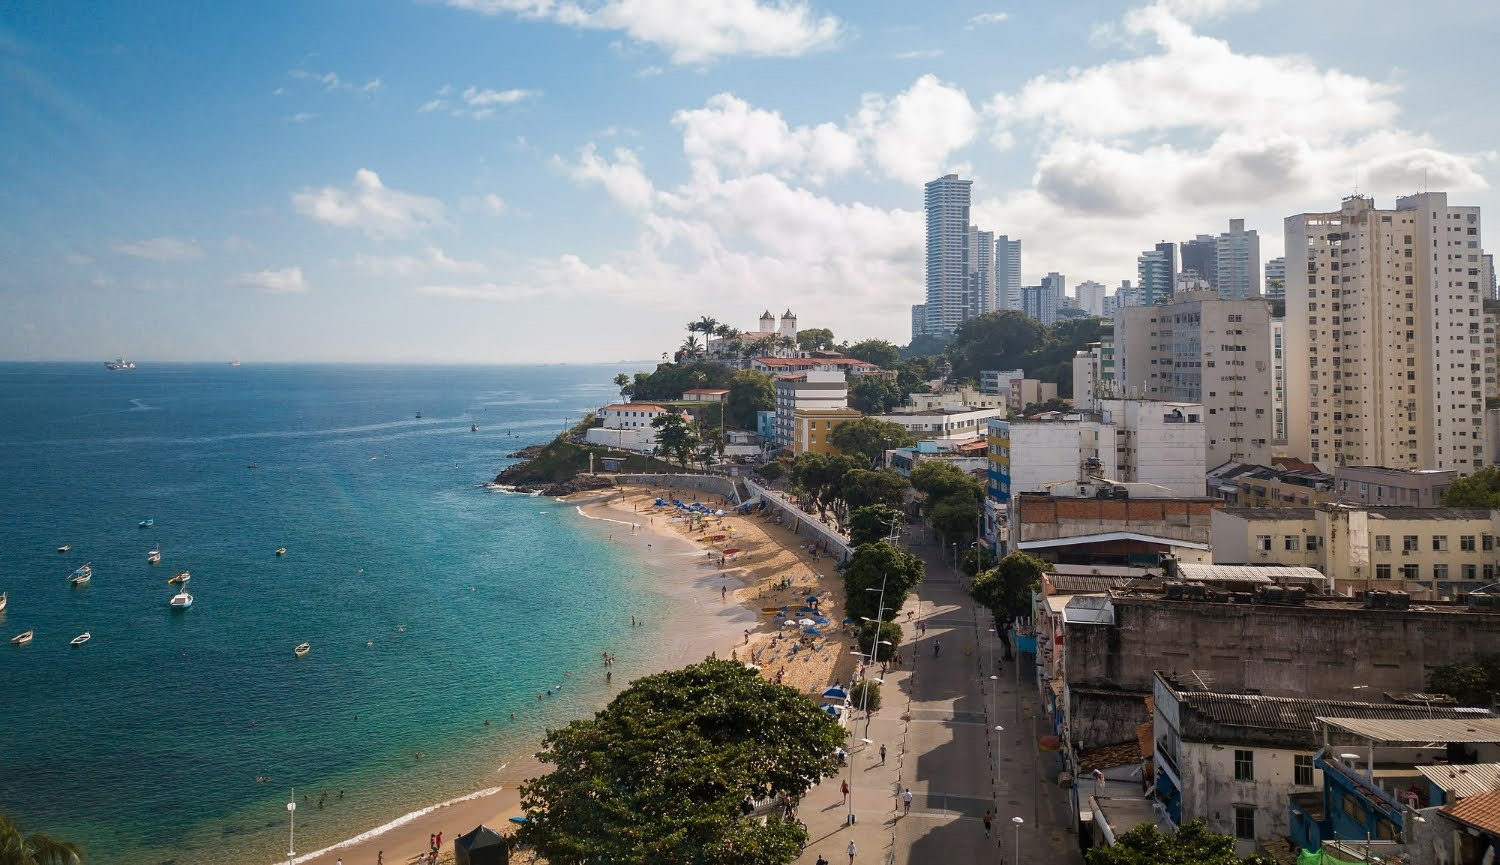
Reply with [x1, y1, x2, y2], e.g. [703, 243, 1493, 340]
[726, 369, 776, 430]
[842, 541, 923, 622]
[1021, 397, 1075, 415]
[517, 659, 843, 865]
[844, 339, 901, 370]
[613, 372, 632, 399]
[0, 813, 81, 865]
[791, 452, 861, 523]
[902, 333, 951, 358]
[1428, 656, 1500, 706]
[928, 496, 980, 544]
[848, 375, 904, 414]
[690, 315, 720, 337]
[848, 504, 905, 547]
[829, 417, 916, 468]
[849, 679, 882, 713]
[1440, 465, 1500, 507]
[969, 552, 1050, 622]
[678, 335, 705, 359]
[651, 411, 702, 468]
[839, 469, 910, 516]
[757, 457, 788, 482]
[795, 327, 836, 352]
[910, 461, 983, 515]
[960, 545, 995, 577]
[856, 619, 903, 659]
[1085, 820, 1275, 865]
[628, 362, 735, 402]
[945, 311, 1047, 381]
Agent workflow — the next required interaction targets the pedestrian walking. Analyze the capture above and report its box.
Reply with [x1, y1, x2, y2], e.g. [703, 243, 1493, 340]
[816, 855, 829, 865]
[902, 787, 913, 815]
[847, 839, 857, 864]
[879, 743, 887, 764]
[983, 809, 992, 838]
[840, 779, 849, 803]
[933, 640, 941, 658]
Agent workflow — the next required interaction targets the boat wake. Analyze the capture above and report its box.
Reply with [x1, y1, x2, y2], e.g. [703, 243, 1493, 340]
[270, 784, 505, 865]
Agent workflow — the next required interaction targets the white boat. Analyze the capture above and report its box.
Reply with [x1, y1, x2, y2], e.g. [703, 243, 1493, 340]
[105, 359, 136, 371]
[0, 592, 7, 613]
[229, 360, 241, 367]
[147, 547, 161, 564]
[294, 642, 310, 658]
[12, 630, 33, 645]
[57, 544, 71, 553]
[69, 564, 92, 586]
[169, 591, 193, 609]
[275, 547, 286, 556]
[168, 571, 191, 585]
[70, 632, 91, 646]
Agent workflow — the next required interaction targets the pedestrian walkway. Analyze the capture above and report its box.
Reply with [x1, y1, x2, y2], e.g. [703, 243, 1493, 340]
[791, 535, 1083, 865]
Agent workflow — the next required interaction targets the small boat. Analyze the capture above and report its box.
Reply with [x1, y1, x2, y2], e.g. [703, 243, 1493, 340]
[105, 358, 136, 371]
[229, 360, 241, 367]
[0, 592, 6, 613]
[139, 518, 154, 528]
[169, 591, 193, 609]
[70, 632, 91, 647]
[294, 642, 310, 658]
[168, 571, 191, 585]
[147, 547, 161, 564]
[57, 544, 71, 553]
[12, 630, 32, 645]
[275, 547, 286, 557]
[415, 412, 423, 419]
[471, 423, 478, 432]
[69, 564, 92, 586]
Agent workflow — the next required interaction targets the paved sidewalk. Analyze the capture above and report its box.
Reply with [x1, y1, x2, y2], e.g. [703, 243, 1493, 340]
[791, 536, 1083, 865]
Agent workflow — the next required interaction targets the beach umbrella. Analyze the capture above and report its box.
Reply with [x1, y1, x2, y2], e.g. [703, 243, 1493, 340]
[806, 595, 818, 603]
[456, 824, 509, 865]
[775, 612, 786, 618]
[715, 509, 725, 516]
[822, 686, 849, 700]
[723, 547, 741, 555]
[802, 627, 821, 635]
[820, 704, 843, 716]
[798, 618, 816, 626]
[508, 816, 528, 825]
[814, 618, 829, 625]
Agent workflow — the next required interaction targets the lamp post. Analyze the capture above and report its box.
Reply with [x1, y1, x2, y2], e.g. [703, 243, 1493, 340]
[846, 579, 890, 828]
[287, 792, 296, 865]
[1011, 816, 1024, 864]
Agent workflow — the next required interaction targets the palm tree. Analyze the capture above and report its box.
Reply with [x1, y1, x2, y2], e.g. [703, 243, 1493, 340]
[680, 335, 704, 358]
[776, 335, 796, 356]
[0, 813, 81, 865]
[694, 316, 720, 337]
[748, 335, 778, 358]
[713, 323, 737, 338]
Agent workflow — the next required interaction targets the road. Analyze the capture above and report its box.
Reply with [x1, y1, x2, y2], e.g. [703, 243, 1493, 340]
[791, 534, 1083, 865]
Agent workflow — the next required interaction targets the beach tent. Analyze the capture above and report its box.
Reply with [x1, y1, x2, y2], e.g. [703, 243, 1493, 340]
[454, 824, 509, 865]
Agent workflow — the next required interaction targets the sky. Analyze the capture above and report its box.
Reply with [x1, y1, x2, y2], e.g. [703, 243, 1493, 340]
[2, 0, 1496, 363]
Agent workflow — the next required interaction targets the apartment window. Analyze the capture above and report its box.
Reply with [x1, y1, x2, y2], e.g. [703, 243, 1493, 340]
[1375, 535, 1391, 552]
[1234, 749, 1254, 781]
[1463, 564, 1477, 581]
[1256, 535, 1272, 552]
[1402, 564, 1420, 580]
[1433, 535, 1449, 552]
[1376, 564, 1392, 580]
[1434, 564, 1449, 581]
[1306, 535, 1321, 552]
[1461, 535, 1476, 552]
[1403, 535, 1419, 552]
[1234, 805, 1256, 840]
[1284, 536, 1301, 552]
[1295, 754, 1315, 786]
[1484, 535, 1494, 551]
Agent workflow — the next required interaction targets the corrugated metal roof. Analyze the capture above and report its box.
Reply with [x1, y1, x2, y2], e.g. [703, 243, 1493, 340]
[1317, 717, 1500, 743]
[1443, 788, 1500, 835]
[1417, 763, 1500, 799]
[1048, 574, 1139, 593]
[1176, 692, 1490, 735]
[1175, 563, 1326, 584]
[1218, 507, 1317, 520]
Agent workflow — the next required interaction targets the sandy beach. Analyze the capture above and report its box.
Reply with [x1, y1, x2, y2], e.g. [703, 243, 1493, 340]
[290, 482, 857, 865]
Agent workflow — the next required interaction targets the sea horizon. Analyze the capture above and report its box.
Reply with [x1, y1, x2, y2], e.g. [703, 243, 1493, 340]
[0, 362, 691, 864]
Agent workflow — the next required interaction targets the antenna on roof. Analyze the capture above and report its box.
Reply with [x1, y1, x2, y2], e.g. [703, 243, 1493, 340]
[1190, 669, 1215, 691]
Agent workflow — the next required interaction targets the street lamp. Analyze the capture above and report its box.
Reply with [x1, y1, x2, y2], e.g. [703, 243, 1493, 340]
[287, 792, 296, 865]
[846, 581, 891, 827]
[1011, 816, 1024, 864]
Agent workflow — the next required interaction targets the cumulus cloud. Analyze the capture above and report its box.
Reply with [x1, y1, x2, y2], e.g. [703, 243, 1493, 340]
[966, 11, 1010, 28]
[292, 169, 445, 238]
[111, 237, 202, 262]
[671, 93, 859, 184]
[441, 0, 842, 64]
[855, 75, 980, 185]
[556, 144, 657, 211]
[236, 266, 307, 293]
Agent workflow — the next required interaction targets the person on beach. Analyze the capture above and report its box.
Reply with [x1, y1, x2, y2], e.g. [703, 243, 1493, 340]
[879, 743, 887, 765]
[816, 855, 828, 865]
[984, 809, 993, 838]
[902, 787, 913, 814]
[933, 640, 941, 658]
[606, 671, 612, 684]
[847, 839, 857, 864]
[840, 779, 849, 804]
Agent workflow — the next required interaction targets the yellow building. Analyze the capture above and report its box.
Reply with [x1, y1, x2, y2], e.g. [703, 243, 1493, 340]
[790, 407, 862, 456]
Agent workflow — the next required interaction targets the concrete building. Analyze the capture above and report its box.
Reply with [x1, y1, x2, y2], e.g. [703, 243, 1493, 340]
[1180, 234, 1218, 290]
[1486, 312, 1500, 402]
[996, 235, 1022, 311]
[1102, 293, 1120, 319]
[979, 368, 1026, 396]
[1021, 283, 1057, 325]
[1332, 465, 1455, 507]
[1076, 280, 1107, 317]
[1115, 279, 1142, 310]
[1007, 377, 1059, 412]
[1214, 462, 1335, 508]
[789, 407, 862, 456]
[1136, 248, 1173, 308]
[910, 304, 926, 340]
[923, 174, 973, 337]
[967, 225, 996, 317]
[1009, 493, 1220, 570]
[1215, 218, 1261, 300]
[1270, 318, 1286, 443]
[1116, 291, 1274, 467]
[1073, 346, 1105, 411]
[1284, 193, 1487, 473]
[887, 438, 988, 477]
[1211, 504, 1500, 596]
[902, 388, 1007, 413]
[1485, 252, 1497, 300]
[1264, 256, 1286, 300]
[751, 355, 881, 377]
[772, 370, 847, 449]
[871, 405, 1003, 443]
[988, 415, 1121, 504]
[586, 402, 669, 452]
[680, 388, 728, 403]
[1100, 398, 1207, 495]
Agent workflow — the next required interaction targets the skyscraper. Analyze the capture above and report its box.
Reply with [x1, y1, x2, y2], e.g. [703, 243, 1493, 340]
[1264, 257, 1286, 300]
[995, 235, 1022, 311]
[1215, 218, 1261, 299]
[1075, 280, 1106, 316]
[1136, 249, 1173, 306]
[1154, 241, 1177, 288]
[968, 226, 996, 316]
[1284, 193, 1485, 473]
[1020, 284, 1057, 325]
[924, 174, 973, 337]
[1179, 234, 1217, 288]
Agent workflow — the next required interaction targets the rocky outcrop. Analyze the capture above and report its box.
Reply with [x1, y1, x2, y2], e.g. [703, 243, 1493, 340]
[538, 475, 615, 497]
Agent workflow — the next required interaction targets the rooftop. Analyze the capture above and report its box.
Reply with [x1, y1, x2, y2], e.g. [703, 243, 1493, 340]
[1416, 763, 1500, 799]
[1218, 507, 1317, 520]
[1318, 716, 1500, 743]
[1162, 681, 1494, 736]
[1173, 563, 1326, 586]
[1079, 741, 1143, 772]
[600, 403, 665, 412]
[1358, 507, 1494, 521]
[1444, 789, 1500, 836]
[681, 388, 729, 395]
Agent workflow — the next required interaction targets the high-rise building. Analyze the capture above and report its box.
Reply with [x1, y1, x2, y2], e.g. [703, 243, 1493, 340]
[910, 304, 927, 342]
[1155, 242, 1178, 288]
[1270, 318, 1286, 443]
[1042, 272, 1066, 308]
[1215, 218, 1261, 299]
[1179, 234, 1217, 289]
[1136, 249, 1173, 306]
[1117, 291, 1274, 467]
[1075, 280, 1106, 317]
[1284, 193, 1486, 473]
[1021, 284, 1057, 326]
[1114, 279, 1139, 310]
[924, 174, 972, 337]
[1102, 293, 1120, 318]
[1483, 252, 1496, 300]
[1264, 257, 1286, 300]
[996, 235, 1022, 311]
[967, 226, 996, 316]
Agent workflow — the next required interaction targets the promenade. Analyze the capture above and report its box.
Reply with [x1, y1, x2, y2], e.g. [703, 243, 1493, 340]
[791, 535, 1083, 865]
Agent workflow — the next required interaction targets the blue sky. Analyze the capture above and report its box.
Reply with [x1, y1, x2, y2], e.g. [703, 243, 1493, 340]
[2, 0, 1496, 362]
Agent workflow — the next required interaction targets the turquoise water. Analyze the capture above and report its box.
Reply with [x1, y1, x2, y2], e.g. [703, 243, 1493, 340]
[0, 363, 674, 864]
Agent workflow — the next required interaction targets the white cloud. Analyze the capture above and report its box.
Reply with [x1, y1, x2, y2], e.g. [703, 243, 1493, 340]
[418, 85, 538, 118]
[965, 11, 1010, 28]
[286, 112, 318, 123]
[1158, 0, 1260, 22]
[288, 67, 381, 97]
[418, 99, 446, 113]
[64, 253, 93, 266]
[556, 144, 657, 211]
[671, 93, 859, 184]
[636, 65, 665, 78]
[111, 237, 202, 262]
[855, 74, 980, 185]
[462, 86, 537, 107]
[235, 266, 307, 294]
[894, 49, 943, 60]
[292, 169, 445, 238]
[441, 0, 842, 64]
[353, 247, 484, 277]
[481, 193, 507, 214]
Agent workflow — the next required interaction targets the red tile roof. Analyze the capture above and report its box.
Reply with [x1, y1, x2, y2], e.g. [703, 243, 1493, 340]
[1444, 788, 1500, 835]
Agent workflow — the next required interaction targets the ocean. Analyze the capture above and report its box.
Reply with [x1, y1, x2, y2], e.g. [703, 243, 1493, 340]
[0, 362, 676, 864]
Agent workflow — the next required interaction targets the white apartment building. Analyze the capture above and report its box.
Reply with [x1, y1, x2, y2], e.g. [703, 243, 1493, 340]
[969, 226, 996, 316]
[773, 371, 847, 448]
[872, 406, 1003, 443]
[1271, 318, 1287, 443]
[1115, 291, 1274, 467]
[1100, 398, 1207, 495]
[923, 174, 973, 337]
[1284, 193, 1486, 473]
[1265, 256, 1286, 299]
[1075, 280, 1107, 317]
[996, 235, 1022, 311]
[587, 403, 668, 452]
[1216, 218, 1261, 300]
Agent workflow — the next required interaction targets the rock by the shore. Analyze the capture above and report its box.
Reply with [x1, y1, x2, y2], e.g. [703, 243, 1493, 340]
[506, 445, 545, 460]
[539, 475, 615, 497]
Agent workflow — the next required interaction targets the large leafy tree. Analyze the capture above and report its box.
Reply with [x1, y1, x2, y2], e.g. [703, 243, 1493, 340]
[842, 541, 924, 622]
[1085, 821, 1274, 865]
[829, 417, 916, 468]
[928, 495, 981, 544]
[848, 504, 906, 547]
[627, 362, 735, 402]
[726, 370, 775, 430]
[517, 659, 844, 865]
[652, 411, 702, 468]
[970, 552, 1050, 623]
[844, 339, 901, 370]
[840, 469, 910, 516]
[613, 372, 632, 399]
[945, 311, 1047, 382]
[0, 813, 81, 865]
[910, 461, 983, 514]
[1440, 465, 1500, 507]
[1428, 655, 1500, 706]
[795, 328, 836, 352]
[790, 452, 861, 523]
[848, 375, 904, 415]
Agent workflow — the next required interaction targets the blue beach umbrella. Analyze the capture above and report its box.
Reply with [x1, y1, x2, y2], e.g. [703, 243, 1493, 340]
[509, 816, 529, 825]
[814, 618, 829, 625]
[775, 612, 786, 618]
[822, 686, 849, 700]
[806, 596, 818, 604]
[820, 704, 842, 716]
[842, 617, 854, 624]
[803, 627, 821, 636]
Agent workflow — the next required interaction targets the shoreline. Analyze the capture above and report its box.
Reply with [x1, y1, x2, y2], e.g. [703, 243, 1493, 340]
[284, 483, 839, 865]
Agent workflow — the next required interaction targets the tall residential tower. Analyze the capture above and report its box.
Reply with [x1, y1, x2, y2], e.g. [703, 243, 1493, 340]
[924, 174, 973, 337]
